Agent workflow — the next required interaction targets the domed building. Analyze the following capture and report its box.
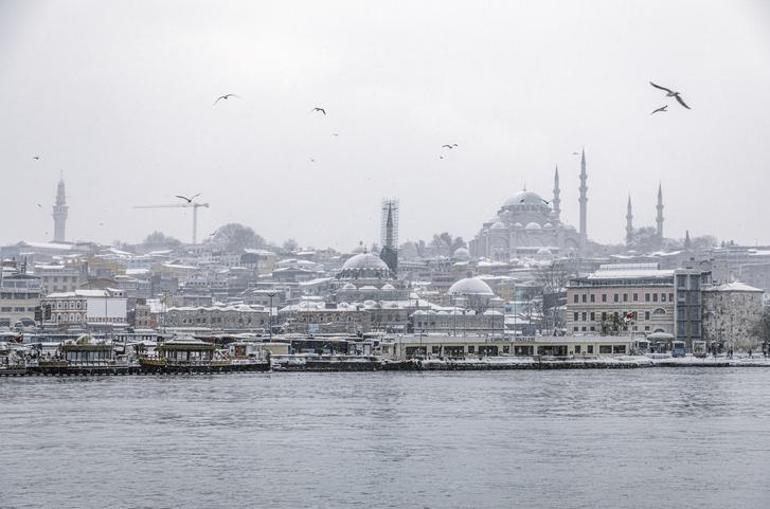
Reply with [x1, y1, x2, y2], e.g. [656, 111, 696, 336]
[447, 276, 496, 310]
[469, 160, 588, 260]
[335, 252, 408, 302]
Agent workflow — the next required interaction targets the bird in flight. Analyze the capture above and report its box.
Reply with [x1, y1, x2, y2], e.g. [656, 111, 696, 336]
[313, 107, 326, 115]
[214, 93, 240, 105]
[33, 156, 40, 161]
[650, 105, 668, 115]
[175, 193, 200, 203]
[572, 152, 579, 156]
[36, 203, 42, 208]
[442, 144, 459, 149]
[331, 132, 339, 137]
[649, 82, 690, 109]
[309, 158, 316, 163]
[439, 155, 445, 160]
[523, 198, 551, 205]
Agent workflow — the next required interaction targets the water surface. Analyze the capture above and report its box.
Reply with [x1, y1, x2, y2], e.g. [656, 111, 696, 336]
[1, 369, 769, 508]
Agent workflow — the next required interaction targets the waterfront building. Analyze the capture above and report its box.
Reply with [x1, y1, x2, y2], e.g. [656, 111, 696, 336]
[380, 334, 633, 360]
[566, 263, 709, 345]
[0, 269, 41, 327]
[41, 288, 127, 327]
[702, 281, 764, 349]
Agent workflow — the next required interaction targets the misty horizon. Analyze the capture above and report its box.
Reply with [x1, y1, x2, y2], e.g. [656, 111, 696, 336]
[2, 1, 769, 250]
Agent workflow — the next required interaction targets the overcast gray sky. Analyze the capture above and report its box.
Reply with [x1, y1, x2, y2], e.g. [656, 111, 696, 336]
[1, 0, 769, 250]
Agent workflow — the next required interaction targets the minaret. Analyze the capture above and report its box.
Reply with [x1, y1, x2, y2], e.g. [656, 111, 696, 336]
[656, 182, 664, 241]
[579, 148, 588, 248]
[684, 230, 692, 251]
[625, 195, 634, 246]
[52, 174, 68, 243]
[552, 165, 561, 221]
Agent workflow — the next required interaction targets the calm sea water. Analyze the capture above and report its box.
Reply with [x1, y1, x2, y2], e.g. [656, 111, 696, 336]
[1, 369, 769, 509]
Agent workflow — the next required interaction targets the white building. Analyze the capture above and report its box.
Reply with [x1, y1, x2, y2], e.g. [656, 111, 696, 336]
[41, 288, 127, 326]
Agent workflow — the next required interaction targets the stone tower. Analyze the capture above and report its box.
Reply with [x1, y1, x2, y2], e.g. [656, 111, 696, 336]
[552, 165, 561, 221]
[656, 182, 664, 241]
[579, 148, 588, 248]
[52, 175, 68, 243]
[626, 195, 634, 246]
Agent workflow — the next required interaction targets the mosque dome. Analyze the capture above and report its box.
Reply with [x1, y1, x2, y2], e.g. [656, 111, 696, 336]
[503, 191, 547, 208]
[525, 222, 542, 231]
[491, 221, 507, 230]
[452, 247, 471, 261]
[513, 222, 524, 229]
[341, 282, 356, 290]
[337, 253, 392, 280]
[381, 283, 396, 291]
[448, 277, 495, 296]
[543, 222, 553, 229]
[537, 247, 552, 255]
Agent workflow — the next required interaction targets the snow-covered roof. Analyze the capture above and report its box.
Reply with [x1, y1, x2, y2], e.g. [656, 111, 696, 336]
[706, 281, 763, 293]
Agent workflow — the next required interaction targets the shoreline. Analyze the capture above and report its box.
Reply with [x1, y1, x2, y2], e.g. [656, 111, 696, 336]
[3, 355, 770, 377]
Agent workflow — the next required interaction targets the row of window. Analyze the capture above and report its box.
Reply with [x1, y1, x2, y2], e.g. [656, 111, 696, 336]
[572, 309, 667, 322]
[0, 306, 36, 312]
[573, 325, 657, 333]
[573, 292, 675, 304]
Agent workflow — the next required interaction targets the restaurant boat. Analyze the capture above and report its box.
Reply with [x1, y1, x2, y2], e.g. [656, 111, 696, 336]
[138, 337, 269, 373]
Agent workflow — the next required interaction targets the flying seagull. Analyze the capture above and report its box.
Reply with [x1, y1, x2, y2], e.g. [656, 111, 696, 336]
[309, 158, 316, 163]
[522, 198, 551, 205]
[439, 155, 445, 160]
[331, 132, 339, 137]
[36, 203, 42, 208]
[213, 93, 240, 105]
[572, 152, 579, 155]
[649, 82, 690, 109]
[313, 107, 326, 115]
[441, 144, 459, 149]
[33, 156, 40, 161]
[650, 105, 668, 115]
[175, 193, 200, 203]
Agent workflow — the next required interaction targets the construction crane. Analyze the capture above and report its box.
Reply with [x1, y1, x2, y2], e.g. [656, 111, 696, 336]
[133, 201, 210, 244]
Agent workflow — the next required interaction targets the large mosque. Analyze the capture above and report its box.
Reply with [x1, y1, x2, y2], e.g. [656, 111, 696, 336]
[469, 151, 669, 259]
[469, 150, 589, 260]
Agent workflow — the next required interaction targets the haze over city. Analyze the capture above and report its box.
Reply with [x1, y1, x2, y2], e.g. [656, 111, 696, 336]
[2, 0, 769, 249]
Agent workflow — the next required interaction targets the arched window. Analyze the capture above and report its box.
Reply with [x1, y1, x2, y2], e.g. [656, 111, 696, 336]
[653, 308, 666, 315]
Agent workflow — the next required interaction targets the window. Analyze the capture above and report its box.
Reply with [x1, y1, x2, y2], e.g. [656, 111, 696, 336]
[590, 294, 595, 303]
[601, 312, 607, 321]
[614, 294, 619, 303]
[581, 294, 587, 303]
[599, 345, 613, 354]
[645, 326, 650, 331]
[573, 294, 579, 303]
[590, 326, 595, 331]
[661, 293, 667, 302]
[467, 346, 475, 353]
[645, 311, 650, 320]
[587, 345, 594, 354]
[573, 326, 578, 332]
[590, 312, 595, 321]
[602, 294, 607, 303]
[653, 293, 658, 302]
[575, 345, 581, 354]
[645, 293, 650, 302]
[581, 326, 586, 331]
[669, 293, 674, 301]
[653, 308, 666, 315]
[633, 293, 638, 302]
[581, 312, 587, 321]
[623, 293, 628, 302]
[573, 312, 579, 321]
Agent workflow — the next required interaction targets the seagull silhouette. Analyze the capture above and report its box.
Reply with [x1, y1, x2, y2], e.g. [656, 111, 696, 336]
[175, 193, 200, 203]
[572, 152, 580, 155]
[313, 107, 326, 115]
[331, 132, 339, 137]
[309, 158, 316, 163]
[522, 198, 551, 205]
[441, 144, 459, 149]
[649, 82, 690, 109]
[33, 156, 40, 161]
[213, 93, 240, 105]
[36, 203, 42, 208]
[650, 105, 668, 115]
